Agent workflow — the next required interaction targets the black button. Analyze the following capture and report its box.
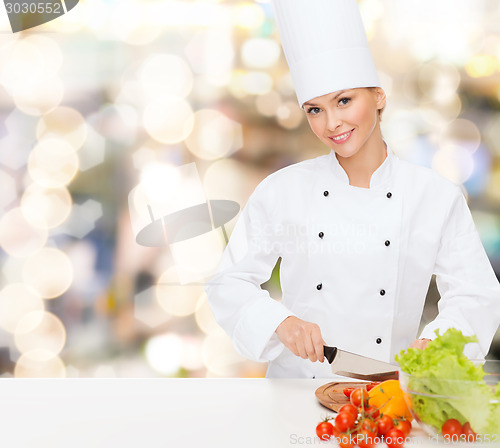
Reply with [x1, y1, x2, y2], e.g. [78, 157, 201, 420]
[376, 338, 382, 344]
[385, 240, 390, 246]
[316, 283, 322, 290]
[318, 232, 324, 239]
[323, 190, 329, 197]
[386, 192, 392, 198]
[380, 289, 386, 296]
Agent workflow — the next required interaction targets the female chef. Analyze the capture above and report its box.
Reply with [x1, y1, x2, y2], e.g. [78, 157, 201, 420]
[205, 0, 500, 378]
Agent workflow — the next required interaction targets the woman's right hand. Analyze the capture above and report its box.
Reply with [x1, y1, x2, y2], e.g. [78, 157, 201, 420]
[275, 316, 326, 363]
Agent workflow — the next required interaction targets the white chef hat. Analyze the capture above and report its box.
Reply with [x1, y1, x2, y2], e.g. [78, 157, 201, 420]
[270, 0, 380, 107]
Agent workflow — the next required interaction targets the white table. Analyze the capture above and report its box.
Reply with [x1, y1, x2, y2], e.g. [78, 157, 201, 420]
[0, 379, 492, 448]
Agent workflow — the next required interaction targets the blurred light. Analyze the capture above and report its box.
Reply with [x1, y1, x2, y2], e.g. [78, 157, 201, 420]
[232, 2, 265, 29]
[0, 109, 38, 170]
[203, 158, 251, 206]
[145, 333, 183, 375]
[78, 127, 106, 171]
[133, 286, 171, 328]
[37, 107, 88, 150]
[88, 104, 139, 145]
[195, 294, 221, 335]
[0, 39, 44, 92]
[60, 199, 103, 239]
[14, 351, 66, 378]
[21, 184, 72, 229]
[256, 91, 282, 117]
[242, 71, 273, 95]
[202, 329, 245, 377]
[22, 248, 74, 299]
[143, 95, 194, 144]
[465, 54, 497, 78]
[139, 54, 193, 99]
[27, 137, 79, 188]
[12, 76, 64, 116]
[0, 168, 16, 212]
[14, 311, 66, 356]
[1, 256, 24, 283]
[241, 38, 280, 69]
[110, 0, 162, 45]
[131, 146, 156, 171]
[185, 28, 234, 86]
[0, 283, 44, 334]
[156, 268, 204, 317]
[417, 62, 461, 103]
[180, 336, 204, 371]
[185, 109, 243, 160]
[276, 101, 304, 129]
[170, 230, 225, 283]
[0, 208, 48, 257]
[139, 163, 179, 204]
[439, 119, 481, 154]
[432, 143, 474, 184]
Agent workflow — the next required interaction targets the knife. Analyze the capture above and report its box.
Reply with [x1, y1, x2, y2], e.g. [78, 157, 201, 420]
[324, 345, 399, 381]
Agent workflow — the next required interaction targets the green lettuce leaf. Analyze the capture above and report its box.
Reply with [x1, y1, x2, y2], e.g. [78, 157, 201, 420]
[396, 328, 498, 435]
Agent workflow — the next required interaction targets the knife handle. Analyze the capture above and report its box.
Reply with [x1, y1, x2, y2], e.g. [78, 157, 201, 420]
[323, 345, 337, 364]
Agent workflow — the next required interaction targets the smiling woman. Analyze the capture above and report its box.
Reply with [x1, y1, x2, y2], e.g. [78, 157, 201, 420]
[205, 0, 500, 378]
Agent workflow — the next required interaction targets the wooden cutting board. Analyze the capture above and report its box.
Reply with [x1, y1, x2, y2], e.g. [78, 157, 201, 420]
[315, 382, 369, 412]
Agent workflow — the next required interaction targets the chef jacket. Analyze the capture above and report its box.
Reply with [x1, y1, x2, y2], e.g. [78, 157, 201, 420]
[205, 142, 500, 378]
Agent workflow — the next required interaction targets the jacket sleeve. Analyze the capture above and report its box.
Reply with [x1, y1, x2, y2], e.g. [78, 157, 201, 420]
[420, 186, 500, 358]
[205, 178, 296, 362]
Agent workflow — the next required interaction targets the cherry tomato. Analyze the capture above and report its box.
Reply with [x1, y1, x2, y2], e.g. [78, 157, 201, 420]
[343, 387, 355, 398]
[335, 411, 357, 432]
[365, 405, 380, 420]
[358, 429, 378, 448]
[377, 415, 394, 436]
[361, 418, 379, 436]
[462, 422, 478, 442]
[394, 419, 412, 436]
[316, 421, 335, 440]
[366, 382, 380, 392]
[338, 433, 357, 448]
[339, 404, 359, 418]
[442, 418, 462, 441]
[385, 428, 405, 448]
[350, 388, 369, 408]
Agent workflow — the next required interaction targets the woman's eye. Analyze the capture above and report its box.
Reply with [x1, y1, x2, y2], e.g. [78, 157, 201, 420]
[307, 107, 321, 114]
[339, 97, 351, 106]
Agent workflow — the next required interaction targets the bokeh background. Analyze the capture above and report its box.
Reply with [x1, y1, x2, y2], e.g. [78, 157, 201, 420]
[0, 0, 499, 378]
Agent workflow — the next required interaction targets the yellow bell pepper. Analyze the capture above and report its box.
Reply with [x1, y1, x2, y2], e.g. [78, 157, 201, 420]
[367, 380, 413, 421]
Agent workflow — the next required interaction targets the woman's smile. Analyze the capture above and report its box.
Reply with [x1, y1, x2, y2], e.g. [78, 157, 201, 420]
[329, 129, 354, 144]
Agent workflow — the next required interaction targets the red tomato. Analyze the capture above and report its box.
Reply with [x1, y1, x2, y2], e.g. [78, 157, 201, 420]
[365, 405, 380, 420]
[366, 382, 380, 392]
[462, 422, 478, 442]
[335, 411, 357, 432]
[394, 419, 412, 436]
[338, 433, 357, 448]
[339, 404, 359, 418]
[315, 421, 335, 440]
[377, 415, 394, 436]
[385, 428, 405, 448]
[358, 429, 378, 448]
[442, 419, 462, 441]
[361, 418, 379, 436]
[350, 388, 369, 408]
[343, 387, 355, 398]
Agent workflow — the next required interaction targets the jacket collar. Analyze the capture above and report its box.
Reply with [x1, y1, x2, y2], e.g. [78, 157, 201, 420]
[328, 140, 397, 189]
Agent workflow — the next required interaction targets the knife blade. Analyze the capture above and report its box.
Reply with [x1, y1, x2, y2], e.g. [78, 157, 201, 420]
[324, 346, 399, 381]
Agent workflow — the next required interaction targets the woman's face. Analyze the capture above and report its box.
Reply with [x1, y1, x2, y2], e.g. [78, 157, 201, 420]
[302, 87, 386, 158]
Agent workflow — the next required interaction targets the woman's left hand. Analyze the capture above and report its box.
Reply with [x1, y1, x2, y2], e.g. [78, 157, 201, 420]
[409, 338, 432, 350]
